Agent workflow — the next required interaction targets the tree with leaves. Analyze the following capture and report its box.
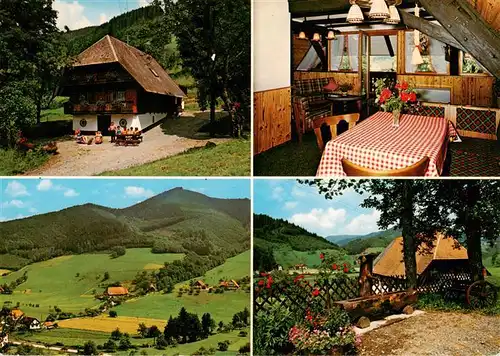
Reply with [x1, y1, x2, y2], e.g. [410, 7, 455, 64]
[83, 341, 98, 355]
[165, 0, 250, 137]
[201, 312, 215, 338]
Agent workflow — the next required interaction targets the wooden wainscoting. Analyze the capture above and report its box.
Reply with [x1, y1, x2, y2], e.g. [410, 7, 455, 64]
[293, 71, 362, 95]
[254, 87, 292, 155]
[398, 75, 494, 107]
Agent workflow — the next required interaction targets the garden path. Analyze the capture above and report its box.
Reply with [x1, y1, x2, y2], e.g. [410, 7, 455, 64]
[359, 311, 500, 355]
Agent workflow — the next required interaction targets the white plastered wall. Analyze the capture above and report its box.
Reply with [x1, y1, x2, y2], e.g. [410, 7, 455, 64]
[253, 0, 291, 92]
[73, 113, 167, 132]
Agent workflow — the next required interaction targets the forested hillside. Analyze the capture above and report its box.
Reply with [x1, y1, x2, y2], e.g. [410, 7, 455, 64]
[342, 229, 401, 255]
[0, 188, 250, 270]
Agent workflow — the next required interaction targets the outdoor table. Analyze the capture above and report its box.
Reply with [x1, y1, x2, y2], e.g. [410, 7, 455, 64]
[115, 134, 142, 146]
[316, 111, 458, 177]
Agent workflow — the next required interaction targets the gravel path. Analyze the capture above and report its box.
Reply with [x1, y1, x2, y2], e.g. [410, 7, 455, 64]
[26, 124, 229, 176]
[359, 311, 500, 356]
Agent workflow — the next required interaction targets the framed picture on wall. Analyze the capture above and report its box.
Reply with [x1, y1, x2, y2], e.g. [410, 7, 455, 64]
[459, 52, 490, 76]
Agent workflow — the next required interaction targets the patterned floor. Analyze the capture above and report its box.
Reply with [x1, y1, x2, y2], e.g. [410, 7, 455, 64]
[448, 138, 500, 177]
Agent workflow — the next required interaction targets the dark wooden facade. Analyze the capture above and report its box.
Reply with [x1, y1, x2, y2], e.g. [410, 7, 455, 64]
[62, 63, 178, 116]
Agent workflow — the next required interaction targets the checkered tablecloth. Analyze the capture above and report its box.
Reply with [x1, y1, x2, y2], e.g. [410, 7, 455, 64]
[316, 112, 457, 177]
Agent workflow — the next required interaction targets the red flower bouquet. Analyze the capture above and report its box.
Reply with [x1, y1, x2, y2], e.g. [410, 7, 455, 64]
[375, 80, 418, 127]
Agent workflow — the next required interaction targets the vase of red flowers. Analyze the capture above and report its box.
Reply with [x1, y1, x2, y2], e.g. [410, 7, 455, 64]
[375, 80, 418, 127]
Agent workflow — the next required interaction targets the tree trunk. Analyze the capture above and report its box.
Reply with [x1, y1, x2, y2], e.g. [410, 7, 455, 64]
[401, 181, 418, 289]
[464, 182, 484, 281]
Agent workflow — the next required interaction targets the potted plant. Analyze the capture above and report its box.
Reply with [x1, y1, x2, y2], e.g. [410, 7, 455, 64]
[339, 83, 353, 96]
[375, 80, 418, 127]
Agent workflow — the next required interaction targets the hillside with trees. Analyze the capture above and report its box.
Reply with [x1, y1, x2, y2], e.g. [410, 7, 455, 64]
[0, 188, 250, 270]
[340, 229, 402, 255]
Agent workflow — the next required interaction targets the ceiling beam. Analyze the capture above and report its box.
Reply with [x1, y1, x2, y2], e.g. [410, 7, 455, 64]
[289, 0, 416, 17]
[399, 11, 466, 51]
[311, 41, 328, 70]
[419, 0, 500, 78]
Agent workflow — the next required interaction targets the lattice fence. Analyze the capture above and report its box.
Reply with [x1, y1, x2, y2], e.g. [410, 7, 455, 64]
[255, 271, 474, 313]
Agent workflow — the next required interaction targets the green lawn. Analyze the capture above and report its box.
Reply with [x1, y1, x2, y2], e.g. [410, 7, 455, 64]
[203, 251, 250, 285]
[0, 249, 184, 317]
[40, 107, 72, 122]
[99, 139, 250, 176]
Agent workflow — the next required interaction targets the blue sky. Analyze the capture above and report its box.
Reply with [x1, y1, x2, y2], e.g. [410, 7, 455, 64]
[0, 178, 250, 222]
[254, 179, 382, 237]
[53, 0, 151, 30]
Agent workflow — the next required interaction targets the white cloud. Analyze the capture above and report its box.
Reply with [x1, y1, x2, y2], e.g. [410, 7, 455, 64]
[5, 181, 29, 197]
[344, 210, 381, 235]
[271, 186, 284, 201]
[290, 208, 347, 235]
[291, 185, 308, 198]
[124, 186, 154, 198]
[2, 200, 25, 208]
[64, 189, 79, 197]
[99, 13, 108, 25]
[284, 201, 298, 210]
[37, 179, 53, 191]
[28, 207, 38, 213]
[53, 0, 93, 30]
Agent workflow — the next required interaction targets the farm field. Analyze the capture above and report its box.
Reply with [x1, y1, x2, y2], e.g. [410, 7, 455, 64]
[0, 249, 184, 317]
[274, 247, 354, 269]
[203, 250, 250, 285]
[0, 269, 11, 276]
[57, 315, 168, 334]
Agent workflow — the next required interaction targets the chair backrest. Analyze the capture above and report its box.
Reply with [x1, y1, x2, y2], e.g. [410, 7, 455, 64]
[341, 156, 430, 177]
[313, 113, 360, 151]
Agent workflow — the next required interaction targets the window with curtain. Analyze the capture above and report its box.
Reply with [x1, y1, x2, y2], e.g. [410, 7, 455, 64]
[329, 34, 359, 72]
[370, 35, 397, 72]
[405, 32, 448, 74]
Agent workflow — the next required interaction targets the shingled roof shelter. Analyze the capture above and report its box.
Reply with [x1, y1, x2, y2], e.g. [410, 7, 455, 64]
[373, 234, 470, 278]
[62, 35, 186, 134]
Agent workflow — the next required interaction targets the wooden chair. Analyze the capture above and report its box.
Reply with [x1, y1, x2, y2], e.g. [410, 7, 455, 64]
[341, 156, 430, 177]
[313, 113, 360, 151]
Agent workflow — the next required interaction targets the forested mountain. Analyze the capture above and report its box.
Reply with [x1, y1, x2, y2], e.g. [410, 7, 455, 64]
[340, 229, 401, 255]
[0, 188, 250, 270]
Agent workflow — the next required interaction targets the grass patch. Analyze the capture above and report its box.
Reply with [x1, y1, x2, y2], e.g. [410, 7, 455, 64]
[415, 292, 500, 316]
[0, 148, 50, 175]
[273, 248, 353, 270]
[203, 251, 250, 285]
[99, 139, 250, 176]
[254, 132, 320, 176]
[0, 249, 184, 317]
[40, 107, 72, 122]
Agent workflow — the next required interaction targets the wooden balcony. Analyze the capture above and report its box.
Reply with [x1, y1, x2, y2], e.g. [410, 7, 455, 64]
[64, 102, 138, 115]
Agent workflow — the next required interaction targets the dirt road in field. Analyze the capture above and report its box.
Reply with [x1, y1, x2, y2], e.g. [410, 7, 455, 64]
[359, 311, 500, 356]
[11, 340, 78, 353]
[26, 114, 229, 176]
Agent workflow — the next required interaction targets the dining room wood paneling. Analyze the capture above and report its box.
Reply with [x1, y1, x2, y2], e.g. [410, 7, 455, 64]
[398, 75, 494, 108]
[466, 0, 500, 31]
[294, 71, 362, 95]
[254, 87, 292, 155]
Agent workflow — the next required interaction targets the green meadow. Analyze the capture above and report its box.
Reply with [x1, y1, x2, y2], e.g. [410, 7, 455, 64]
[0, 249, 184, 317]
[114, 250, 251, 323]
[273, 247, 354, 269]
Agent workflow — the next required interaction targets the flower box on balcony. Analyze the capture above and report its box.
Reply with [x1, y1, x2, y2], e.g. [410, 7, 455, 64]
[73, 104, 81, 112]
[105, 104, 112, 111]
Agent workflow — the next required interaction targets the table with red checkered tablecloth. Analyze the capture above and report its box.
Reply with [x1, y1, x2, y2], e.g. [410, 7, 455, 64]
[316, 112, 458, 177]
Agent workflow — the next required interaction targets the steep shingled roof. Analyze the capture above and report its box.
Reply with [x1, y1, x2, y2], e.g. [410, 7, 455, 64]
[74, 35, 185, 98]
[373, 234, 469, 277]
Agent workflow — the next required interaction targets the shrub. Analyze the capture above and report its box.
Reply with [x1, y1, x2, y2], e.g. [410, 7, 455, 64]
[254, 303, 296, 355]
[217, 341, 230, 352]
[239, 343, 251, 354]
[109, 310, 117, 318]
[238, 331, 247, 337]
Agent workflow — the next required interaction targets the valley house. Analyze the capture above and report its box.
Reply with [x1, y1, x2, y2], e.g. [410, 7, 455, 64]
[61, 35, 186, 135]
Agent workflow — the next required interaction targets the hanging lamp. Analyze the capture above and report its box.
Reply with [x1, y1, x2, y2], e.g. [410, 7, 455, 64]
[369, 0, 390, 19]
[312, 33, 321, 41]
[327, 30, 337, 40]
[411, 4, 424, 65]
[384, 5, 400, 24]
[346, 0, 364, 24]
[298, 31, 307, 39]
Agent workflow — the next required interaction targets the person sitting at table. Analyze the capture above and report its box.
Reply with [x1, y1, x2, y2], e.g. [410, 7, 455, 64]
[134, 127, 140, 136]
[75, 129, 87, 144]
[95, 131, 103, 144]
[116, 126, 122, 136]
[109, 122, 116, 143]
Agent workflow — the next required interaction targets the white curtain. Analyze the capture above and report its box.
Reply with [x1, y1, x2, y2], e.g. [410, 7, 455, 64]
[297, 46, 321, 71]
[329, 35, 345, 71]
[348, 35, 359, 71]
